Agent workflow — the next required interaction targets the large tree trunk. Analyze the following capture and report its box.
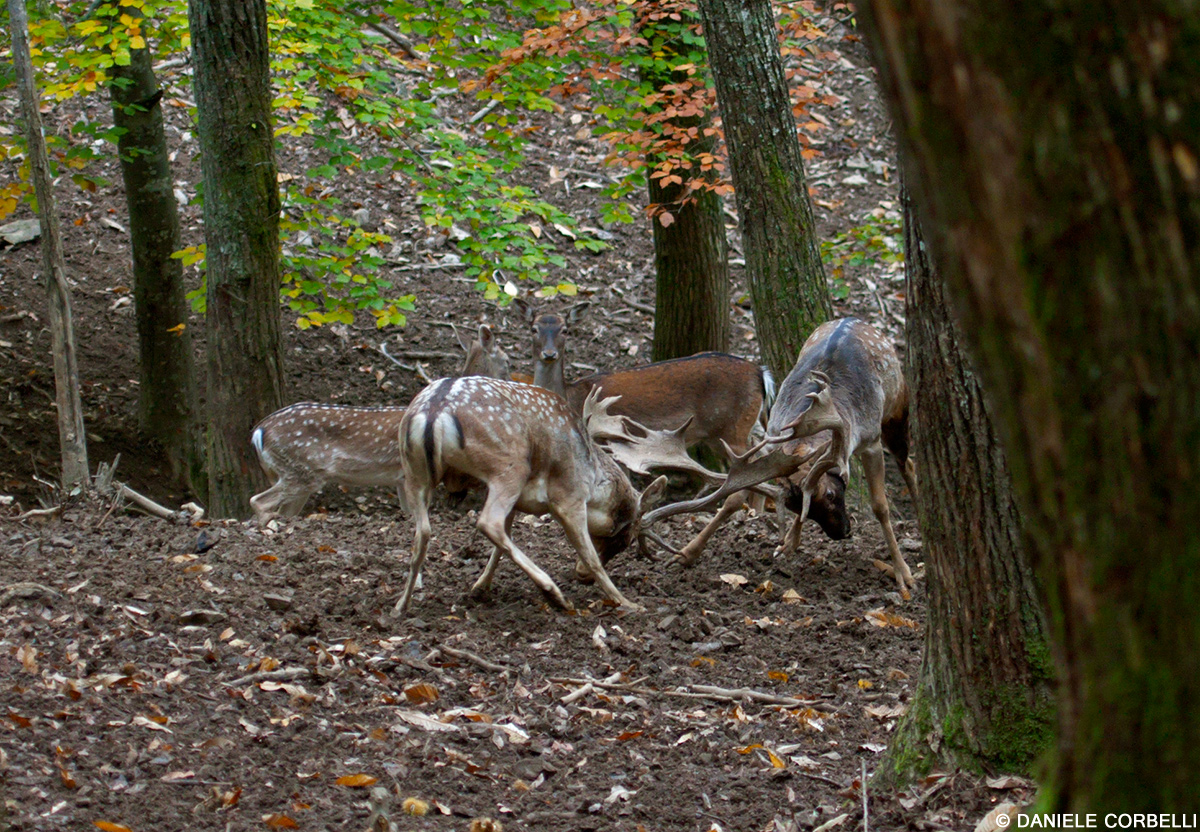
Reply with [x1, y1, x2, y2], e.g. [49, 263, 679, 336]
[641, 2, 731, 361]
[861, 0, 1200, 809]
[109, 13, 204, 494]
[693, 0, 831, 381]
[9, 0, 89, 487]
[876, 184, 1053, 786]
[189, 0, 284, 518]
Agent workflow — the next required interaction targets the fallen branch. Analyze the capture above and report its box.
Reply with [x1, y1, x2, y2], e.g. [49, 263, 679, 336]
[435, 644, 512, 674]
[799, 770, 847, 789]
[0, 582, 62, 606]
[360, 17, 418, 59]
[223, 667, 310, 688]
[469, 98, 501, 124]
[549, 676, 830, 709]
[16, 505, 61, 523]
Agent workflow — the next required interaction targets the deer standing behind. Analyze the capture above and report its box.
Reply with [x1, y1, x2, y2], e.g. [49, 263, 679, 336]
[515, 301, 774, 512]
[249, 325, 510, 521]
[394, 376, 667, 615]
[643, 317, 919, 593]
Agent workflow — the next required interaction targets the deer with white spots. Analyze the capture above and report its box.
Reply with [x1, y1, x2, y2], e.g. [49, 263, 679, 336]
[515, 301, 775, 520]
[394, 376, 667, 615]
[642, 318, 920, 593]
[248, 325, 511, 521]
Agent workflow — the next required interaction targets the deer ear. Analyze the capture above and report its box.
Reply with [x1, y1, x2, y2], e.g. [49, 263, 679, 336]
[638, 475, 669, 513]
[478, 324, 495, 351]
[511, 296, 534, 322]
[452, 323, 472, 353]
[566, 301, 591, 325]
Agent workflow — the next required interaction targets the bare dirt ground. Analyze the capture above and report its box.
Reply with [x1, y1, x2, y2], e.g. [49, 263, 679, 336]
[0, 8, 1035, 831]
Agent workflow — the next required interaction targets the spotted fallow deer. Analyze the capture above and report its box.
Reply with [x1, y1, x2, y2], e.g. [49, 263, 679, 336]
[393, 377, 667, 615]
[248, 325, 511, 521]
[642, 317, 919, 593]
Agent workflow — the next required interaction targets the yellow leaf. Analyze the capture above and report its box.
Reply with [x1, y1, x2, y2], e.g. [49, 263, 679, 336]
[166, 323, 185, 334]
[130, 35, 145, 49]
[766, 749, 786, 769]
[767, 671, 789, 683]
[857, 679, 874, 689]
[691, 656, 716, 668]
[402, 797, 430, 816]
[336, 773, 377, 787]
[262, 814, 299, 829]
[94, 823, 134, 832]
[736, 743, 763, 754]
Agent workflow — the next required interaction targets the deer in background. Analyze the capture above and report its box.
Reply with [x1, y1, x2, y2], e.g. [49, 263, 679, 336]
[643, 318, 919, 593]
[394, 377, 667, 615]
[249, 325, 511, 522]
[514, 299, 775, 517]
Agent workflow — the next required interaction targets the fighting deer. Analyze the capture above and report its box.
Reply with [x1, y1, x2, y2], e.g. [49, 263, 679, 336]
[393, 377, 667, 615]
[515, 300, 774, 507]
[249, 325, 511, 521]
[642, 318, 919, 593]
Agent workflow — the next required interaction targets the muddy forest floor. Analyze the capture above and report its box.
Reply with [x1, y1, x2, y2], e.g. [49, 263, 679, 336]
[0, 6, 1035, 831]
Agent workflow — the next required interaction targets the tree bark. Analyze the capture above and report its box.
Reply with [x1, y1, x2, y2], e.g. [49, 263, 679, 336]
[9, 0, 89, 488]
[860, 0, 1200, 809]
[876, 184, 1053, 786]
[189, 0, 284, 518]
[641, 2, 731, 361]
[694, 0, 831, 381]
[109, 11, 204, 494]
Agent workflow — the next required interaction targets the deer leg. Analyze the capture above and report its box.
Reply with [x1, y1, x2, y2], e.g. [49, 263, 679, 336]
[394, 483, 433, 616]
[861, 443, 915, 594]
[674, 490, 747, 567]
[475, 491, 571, 610]
[469, 514, 511, 600]
[554, 502, 643, 612]
[250, 477, 316, 523]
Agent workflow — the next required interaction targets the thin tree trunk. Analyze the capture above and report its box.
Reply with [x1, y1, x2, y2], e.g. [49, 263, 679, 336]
[694, 0, 831, 381]
[9, 0, 89, 487]
[861, 0, 1200, 809]
[109, 10, 204, 494]
[641, 2, 731, 361]
[876, 184, 1052, 786]
[189, 0, 284, 518]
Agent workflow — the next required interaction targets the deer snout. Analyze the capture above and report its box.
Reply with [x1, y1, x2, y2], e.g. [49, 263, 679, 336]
[540, 349, 558, 362]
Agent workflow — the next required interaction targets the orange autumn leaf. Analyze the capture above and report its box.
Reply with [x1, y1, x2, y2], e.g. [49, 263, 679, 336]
[767, 671, 789, 683]
[263, 814, 299, 829]
[94, 823, 134, 832]
[616, 730, 643, 741]
[403, 683, 439, 705]
[257, 554, 278, 562]
[336, 773, 378, 787]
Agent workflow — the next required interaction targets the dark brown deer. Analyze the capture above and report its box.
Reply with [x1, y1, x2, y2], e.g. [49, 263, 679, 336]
[515, 301, 774, 505]
[394, 377, 667, 615]
[249, 325, 511, 521]
[643, 318, 919, 593]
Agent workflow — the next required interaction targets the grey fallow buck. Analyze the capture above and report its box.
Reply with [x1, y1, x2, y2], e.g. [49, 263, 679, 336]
[514, 300, 776, 526]
[643, 318, 920, 594]
[393, 375, 669, 615]
[248, 324, 511, 522]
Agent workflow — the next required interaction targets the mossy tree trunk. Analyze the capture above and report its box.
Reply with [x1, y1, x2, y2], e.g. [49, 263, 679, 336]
[109, 8, 205, 494]
[694, 0, 831, 381]
[641, 2, 731, 361]
[189, 0, 284, 518]
[861, 0, 1200, 809]
[876, 184, 1052, 787]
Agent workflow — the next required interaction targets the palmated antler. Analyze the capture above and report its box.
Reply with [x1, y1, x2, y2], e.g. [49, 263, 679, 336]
[582, 390, 725, 484]
[642, 370, 847, 527]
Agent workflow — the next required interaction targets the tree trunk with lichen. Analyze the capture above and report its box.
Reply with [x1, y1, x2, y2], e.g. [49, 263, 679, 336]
[875, 185, 1053, 787]
[640, 1, 731, 360]
[861, 0, 1200, 809]
[109, 11, 205, 494]
[189, 0, 284, 518]
[694, 0, 831, 381]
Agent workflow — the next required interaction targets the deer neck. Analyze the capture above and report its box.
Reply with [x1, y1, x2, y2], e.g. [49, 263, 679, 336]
[534, 354, 567, 398]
